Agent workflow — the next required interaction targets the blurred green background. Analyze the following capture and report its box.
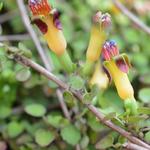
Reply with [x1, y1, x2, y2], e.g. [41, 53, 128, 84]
[0, 0, 150, 149]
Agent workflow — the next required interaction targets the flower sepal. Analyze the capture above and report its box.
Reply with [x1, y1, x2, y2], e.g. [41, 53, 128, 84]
[59, 50, 75, 73]
[82, 60, 95, 76]
[113, 53, 131, 73]
[124, 98, 138, 115]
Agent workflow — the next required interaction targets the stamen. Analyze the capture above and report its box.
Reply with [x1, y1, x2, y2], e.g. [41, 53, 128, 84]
[101, 13, 111, 29]
[29, 0, 51, 16]
[102, 40, 119, 61]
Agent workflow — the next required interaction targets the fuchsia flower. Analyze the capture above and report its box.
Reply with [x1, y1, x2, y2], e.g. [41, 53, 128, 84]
[102, 40, 130, 73]
[28, 0, 74, 73]
[83, 12, 112, 76]
[102, 40, 137, 115]
[28, 0, 66, 55]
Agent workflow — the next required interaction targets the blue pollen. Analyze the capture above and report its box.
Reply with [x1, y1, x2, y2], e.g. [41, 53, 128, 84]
[109, 40, 116, 47]
[30, 0, 41, 4]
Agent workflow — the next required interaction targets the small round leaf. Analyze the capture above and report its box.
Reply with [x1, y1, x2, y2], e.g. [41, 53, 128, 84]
[16, 68, 31, 82]
[25, 104, 46, 117]
[139, 88, 150, 103]
[7, 121, 24, 138]
[145, 131, 150, 142]
[60, 125, 81, 146]
[35, 129, 55, 147]
[68, 76, 84, 90]
[0, 106, 11, 119]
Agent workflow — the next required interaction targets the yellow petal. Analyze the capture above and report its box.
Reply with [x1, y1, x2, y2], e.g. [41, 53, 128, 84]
[90, 62, 109, 90]
[106, 60, 134, 100]
[43, 16, 66, 56]
[86, 25, 106, 62]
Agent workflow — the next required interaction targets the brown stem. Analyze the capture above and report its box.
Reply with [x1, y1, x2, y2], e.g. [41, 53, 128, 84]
[0, 34, 30, 41]
[56, 89, 71, 121]
[123, 142, 149, 150]
[0, 9, 18, 23]
[10, 53, 150, 149]
[112, 0, 150, 35]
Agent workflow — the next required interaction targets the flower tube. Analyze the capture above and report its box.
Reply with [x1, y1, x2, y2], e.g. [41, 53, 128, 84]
[28, 0, 74, 73]
[102, 40, 138, 115]
[90, 61, 109, 90]
[82, 12, 111, 76]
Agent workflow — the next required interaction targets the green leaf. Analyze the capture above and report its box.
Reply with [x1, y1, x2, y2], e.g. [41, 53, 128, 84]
[95, 134, 114, 149]
[145, 131, 150, 142]
[80, 135, 89, 149]
[35, 129, 55, 147]
[60, 124, 81, 146]
[126, 116, 147, 124]
[83, 93, 93, 105]
[0, 106, 11, 119]
[16, 67, 31, 82]
[138, 107, 150, 115]
[46, 113, 69, 128]
[18, 42, 32, 58]
[68, 75, 84, 90]
[0, 3, 3, 11]
[103, 112, 116, 121]
[138, 88, 150, 103]
[63, 91, 76, 107]
[7, 121, 24, 138]
[25, 104, 46, 117]
[87, 113, 104, 132]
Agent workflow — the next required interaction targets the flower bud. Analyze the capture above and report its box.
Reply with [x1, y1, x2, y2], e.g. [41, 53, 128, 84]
[29, 0, 66, 56]
[90, 62, 109, 90]
[83, 12, 111, 76]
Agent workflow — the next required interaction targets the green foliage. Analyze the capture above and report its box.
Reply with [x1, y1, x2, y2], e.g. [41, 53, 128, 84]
[35, 129, 55, 147]
[16, 67, 31, 82]
[25, 104, 46, 117]
[46, 112, 69, 128]
[0, 0, 150, 149]
[139, 88, 150, 103]
[7, 121, 24, 138]
[68, 75, 84, 90]
[0, 2, 3, 11]
[0, 106, 11, 119]
[60, 124, 81, 146]
[95, 134, 114, 149]
[145, 131, 150, 142]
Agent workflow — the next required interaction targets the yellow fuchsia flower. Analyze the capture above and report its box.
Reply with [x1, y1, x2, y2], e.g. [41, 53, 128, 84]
[102, 40, 138, 115]
[28, 0, 74, 73]
[82, 12, 111, 76]
[90, 61, 109, 90]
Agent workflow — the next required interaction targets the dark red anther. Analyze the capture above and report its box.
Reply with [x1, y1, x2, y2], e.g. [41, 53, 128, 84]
[101, 13, 111, 29]
[53, 10, 62, 30]
[32, 19, 48, 34]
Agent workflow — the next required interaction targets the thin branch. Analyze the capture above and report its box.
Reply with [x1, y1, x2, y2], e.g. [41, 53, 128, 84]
[56, 89, 71, 121]
[112, 0, 150, 35]
[16, 0, 52, 71]
[0, 10, 18, 24]
[0, 34, 30, 41]
[123, 142, 149, 150]
[6, 52, 150, 149]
